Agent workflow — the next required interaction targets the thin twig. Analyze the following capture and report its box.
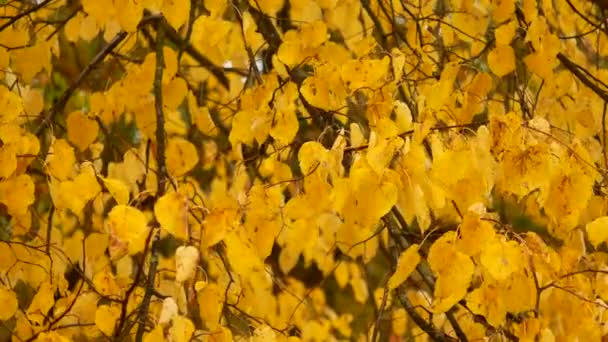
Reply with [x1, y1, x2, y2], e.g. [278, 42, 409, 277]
[35, 31, 128, 136]
[0, 0, 54, 32]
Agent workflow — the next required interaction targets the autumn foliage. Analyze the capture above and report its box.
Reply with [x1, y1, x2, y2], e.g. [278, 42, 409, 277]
[4, 0, 608, 341]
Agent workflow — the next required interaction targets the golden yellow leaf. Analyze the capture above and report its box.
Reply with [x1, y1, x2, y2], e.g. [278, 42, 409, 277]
[392, 308, 408, 336]
[0, 144, 17, 178]
[170, 316, 195, 342]
[188, 93, 216, 136]
[95, 305, 120, 336]
[66, 111, 99, 151]
[144, 325, 165, 342]
[334, 262, 350, 288]
[0, 174, 35, 216]
[428, 232, 474, 313]
[102, 177, 130, 205]
[34, 332, 71, 342]
[46, 139, 75, 181]
[106, 205, 149, 256]
[492, 0, 515, 23]
[166, 137, 199, 177]
[155, 192, 189, 240]
[480, 238, 524, 280]
[388, 244, 420, 290]
[27, 281, 55, 325]
[488, 44, 515, 77]
[162, 0, 191, 29]
[198, 283, 222, 330]
[0, 287, 18, 320]
[23, 87, 44, 117]
[586, 216, 608, 248]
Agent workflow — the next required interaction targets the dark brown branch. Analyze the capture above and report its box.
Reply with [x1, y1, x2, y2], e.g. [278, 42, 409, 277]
[134, 20, 166, 342]
[396, 285, 450, 342]
[0, 0, 54, 32]
[557, 53, 608, 102]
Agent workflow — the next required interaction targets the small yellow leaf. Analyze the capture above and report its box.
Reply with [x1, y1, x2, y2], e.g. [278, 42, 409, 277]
[23, 87, 44, 117]
[95, 305, 120, 336]
[488, 44, 515, 77]
[0, 287, 18, 320]
[27, 281, 55, 325]
[388, 244, 420, 290]
[334, 262, 350, 288]
[198, 283, 222, 330]
[587, 216, 608, 248]
[46, 139, 75, 180]
[34, 332, 71, 342]
[144, 325, 165, 342]
[0, 144, 17, 179]
[170, 316, 194, 342]
[0, 174, 35, 216]
[102, 177, 130, 205]
[480, 238, 524, 280]
[188, 93, 216, 136]
[155, 192, 189, 240]
[66, 111, 99, 151]
[107, 205, 149, 256]
[166, 137, 199, 177]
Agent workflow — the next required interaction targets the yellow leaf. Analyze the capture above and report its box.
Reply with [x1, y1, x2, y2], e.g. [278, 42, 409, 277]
[27, 281, 55, 325]
[162, 0, 191, 29]
[0, 174, 35, 216]
[392, 308, 408, 336]
[155, 192, 189, 240]
[492, 0, 515, 23]
[66, 111, 99, 151]
[467, 280, 507, 326]
[163, 77, 187, 110]
[144, 325, 165, 342]
[334, 262, 350, 288]
[224, 231, 264, 274]
[488, 44, 515, 77]
[0, 144, 17, 178]
[46, 139, 75, 180]
[188, 93, 216, 136]
[586, 216, 608, 248]
[107, 205, 149, 256]
[198, 283, 222, 330]
[388, 244, 420, 290]
[457, 212, 496, 256]
[169, 316, 194, 342]
[34, 332, 71, 342]
[428, 232, 474, 313]
[480, 238, 524, 280]
[0, 287, 18, 320]
[102, 177, 130, 205]
[175, 245, 199, 283]
[495, 21, 517, 45]
[95, 305, 120, 336]
[23, 87, 44, 117]
[253, 0, 284, 16]
[166, 137, 199, 177]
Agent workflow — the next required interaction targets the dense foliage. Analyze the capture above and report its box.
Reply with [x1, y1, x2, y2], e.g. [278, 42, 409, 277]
[3, 0, 608, 340]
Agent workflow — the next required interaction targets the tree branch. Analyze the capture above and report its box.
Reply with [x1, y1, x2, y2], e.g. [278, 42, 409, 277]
[134, 21, 166, 342]
[557, 52, 608, 102]
[0, 0, 54, 32]
[35, 31, 128, 136]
